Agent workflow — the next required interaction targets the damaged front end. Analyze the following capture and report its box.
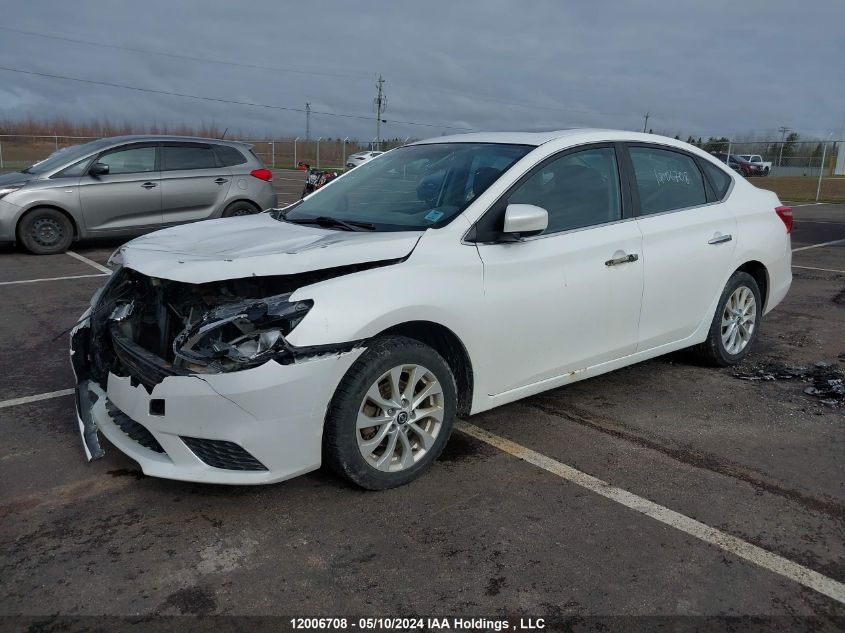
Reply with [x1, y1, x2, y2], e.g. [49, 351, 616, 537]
[71, 263, 377, 462]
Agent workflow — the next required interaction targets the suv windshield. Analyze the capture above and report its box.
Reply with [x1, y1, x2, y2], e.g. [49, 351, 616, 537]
[281, 143, 531, 231]
[21, 138, 114, 175]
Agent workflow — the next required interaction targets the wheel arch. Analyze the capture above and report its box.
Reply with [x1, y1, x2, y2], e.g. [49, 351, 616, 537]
[374, 320, 474, 417]
[735, 260, 769, 309]
[16, 204, 80, 241]
[221, 197, 261, 216]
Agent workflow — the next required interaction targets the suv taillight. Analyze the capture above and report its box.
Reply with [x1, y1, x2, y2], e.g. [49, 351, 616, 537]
[250, 168, 272, 181]
[775, 206, 793, 233]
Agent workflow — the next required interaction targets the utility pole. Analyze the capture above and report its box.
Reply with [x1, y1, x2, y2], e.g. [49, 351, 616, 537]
[374, 74, 386, 150]
[305, 102, 311, 141]
[777, 126, 790, 168]
[642, 112, 650, 133]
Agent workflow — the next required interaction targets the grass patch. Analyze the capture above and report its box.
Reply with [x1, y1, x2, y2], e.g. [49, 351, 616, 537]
[751, 176, 845, 203]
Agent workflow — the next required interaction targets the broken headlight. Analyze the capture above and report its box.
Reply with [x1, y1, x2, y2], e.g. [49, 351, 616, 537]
[173, 293, 313, 368]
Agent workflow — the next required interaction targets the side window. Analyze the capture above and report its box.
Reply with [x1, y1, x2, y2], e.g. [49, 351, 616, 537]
[508, 147, 622, 234]
[162, 145, 218, 170]
[214, 145, 247, 167]
[52, 157, 94, 179]
[700, 160, 732, 200]
[629, 147, 707, 215]
[96, 147, 156, 175]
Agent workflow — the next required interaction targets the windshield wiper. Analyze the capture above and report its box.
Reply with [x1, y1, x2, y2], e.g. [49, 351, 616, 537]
[284, 215, 375, 232]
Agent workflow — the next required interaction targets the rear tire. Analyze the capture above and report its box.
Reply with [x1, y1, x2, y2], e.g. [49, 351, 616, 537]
[693, 271, 762, 366]
[323, 336, 457, 490]
[222, 200, 260, 217]
[18, 207, 74, 255]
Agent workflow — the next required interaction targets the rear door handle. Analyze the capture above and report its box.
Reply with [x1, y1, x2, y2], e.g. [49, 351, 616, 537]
[605, 253, 639, 266]
[214, 178, 229, 184]
[708, 234, 732, 245]
[141, 182, 157, 189]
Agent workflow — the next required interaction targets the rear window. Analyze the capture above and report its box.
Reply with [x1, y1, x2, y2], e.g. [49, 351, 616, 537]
[162, 145, 218, 170]
[701, 160, 732, 199]
[214, 145, 248, 166]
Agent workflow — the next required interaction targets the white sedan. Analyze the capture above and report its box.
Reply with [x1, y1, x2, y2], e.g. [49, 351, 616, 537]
[345, 150, 383, 169]
[71, 129, 792, 489]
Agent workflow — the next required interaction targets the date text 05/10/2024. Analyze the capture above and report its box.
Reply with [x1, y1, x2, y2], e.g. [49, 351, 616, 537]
[289, 617, 546, 630]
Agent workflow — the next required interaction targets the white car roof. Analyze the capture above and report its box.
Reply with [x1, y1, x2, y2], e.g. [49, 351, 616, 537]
[412, 128, 676, 148]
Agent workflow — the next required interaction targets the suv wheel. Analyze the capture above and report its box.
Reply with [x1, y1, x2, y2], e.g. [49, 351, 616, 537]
[222, 201, 259, 217]
[323, 336, 457, 490]
[694, 271, 762, 366]
[18, 207, 74, 255]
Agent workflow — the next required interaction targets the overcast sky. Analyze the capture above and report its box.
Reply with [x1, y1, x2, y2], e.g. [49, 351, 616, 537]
[2, 0, 844, 142]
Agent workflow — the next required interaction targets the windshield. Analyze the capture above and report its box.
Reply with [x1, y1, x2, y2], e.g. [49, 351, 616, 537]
[281, 143, 531, 231]
[22, 138, 114, 175]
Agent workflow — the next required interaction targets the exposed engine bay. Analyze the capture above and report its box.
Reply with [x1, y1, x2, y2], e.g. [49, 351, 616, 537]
[74, 263, 389, 392]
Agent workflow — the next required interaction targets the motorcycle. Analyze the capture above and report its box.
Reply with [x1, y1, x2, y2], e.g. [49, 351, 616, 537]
[301, 165, 339, 198]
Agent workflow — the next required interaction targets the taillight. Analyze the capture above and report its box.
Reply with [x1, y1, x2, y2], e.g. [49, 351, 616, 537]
[250, 168, 272, 181]
[775, 206, 793, 233]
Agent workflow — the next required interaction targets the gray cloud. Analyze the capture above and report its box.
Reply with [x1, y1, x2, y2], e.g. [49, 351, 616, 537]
[1, 0, 844, 141]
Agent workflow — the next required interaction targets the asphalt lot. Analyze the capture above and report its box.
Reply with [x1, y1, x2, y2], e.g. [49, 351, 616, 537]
[0, 191, 843, 630]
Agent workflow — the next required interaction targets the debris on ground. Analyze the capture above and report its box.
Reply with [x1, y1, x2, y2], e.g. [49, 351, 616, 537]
[733, 361, 844, 405]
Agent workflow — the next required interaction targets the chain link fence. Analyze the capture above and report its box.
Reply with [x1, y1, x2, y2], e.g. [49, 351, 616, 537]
[0, 135, 410, 172]
[699, 139, 844, 202]
[2, 134, 843, 202]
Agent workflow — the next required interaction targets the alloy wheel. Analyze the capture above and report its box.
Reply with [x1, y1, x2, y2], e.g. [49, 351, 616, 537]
[356, 364, 445, 472]
[721, 285, 756, 355]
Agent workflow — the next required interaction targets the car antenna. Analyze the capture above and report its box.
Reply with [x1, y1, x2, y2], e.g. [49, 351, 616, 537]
[220, 128, 228, 139]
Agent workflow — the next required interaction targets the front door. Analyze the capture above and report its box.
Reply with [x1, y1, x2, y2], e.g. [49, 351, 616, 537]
[78, 144, 161, 232]
[475, 145, 644, 396]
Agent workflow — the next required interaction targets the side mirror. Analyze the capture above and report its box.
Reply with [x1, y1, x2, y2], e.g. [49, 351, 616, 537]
[89, 162, 110, 176]
[502, 203, 548, 239]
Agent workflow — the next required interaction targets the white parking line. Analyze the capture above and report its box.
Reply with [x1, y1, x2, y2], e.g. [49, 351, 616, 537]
[0, 388, 75, 410]
[66, 251, 112, 274]
[457, 421, 845, 605]
[792, 239, 845, 252]
[792, 265, 845, 275]
[0, 273, 108, 286]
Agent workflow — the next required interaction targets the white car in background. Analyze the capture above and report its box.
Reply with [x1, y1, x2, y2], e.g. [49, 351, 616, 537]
[345, 150, 383, 169]
[72, 129, 792, 490]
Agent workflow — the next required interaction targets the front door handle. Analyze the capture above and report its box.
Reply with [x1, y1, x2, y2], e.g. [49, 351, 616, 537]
[708, 234, 733, 245]
[141, 182, 157, 189]
[605, 253, 639, 266]
[214, 178, 229, 185]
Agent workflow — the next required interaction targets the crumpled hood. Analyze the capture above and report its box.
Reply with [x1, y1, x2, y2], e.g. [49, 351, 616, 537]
[113, 212, 423, 284]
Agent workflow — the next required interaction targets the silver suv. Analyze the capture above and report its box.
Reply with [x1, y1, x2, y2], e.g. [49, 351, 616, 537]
[0, 135, 277, 254]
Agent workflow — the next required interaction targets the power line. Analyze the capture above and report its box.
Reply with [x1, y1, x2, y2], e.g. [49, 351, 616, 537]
[0, 25, 365, 81]
[0, 25, 640, 123]
[0, 65, 474, 131]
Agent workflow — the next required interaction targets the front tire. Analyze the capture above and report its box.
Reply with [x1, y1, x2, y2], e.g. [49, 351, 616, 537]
[694, 271, 762, 366]
[18, 207, 74, 255]
[323, 336, 457, 490]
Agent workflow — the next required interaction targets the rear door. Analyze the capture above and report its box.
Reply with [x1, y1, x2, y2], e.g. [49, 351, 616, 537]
[159, 142, 233, 224]
[78, 143, 161, 232]
[626, 144, 737, 350]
